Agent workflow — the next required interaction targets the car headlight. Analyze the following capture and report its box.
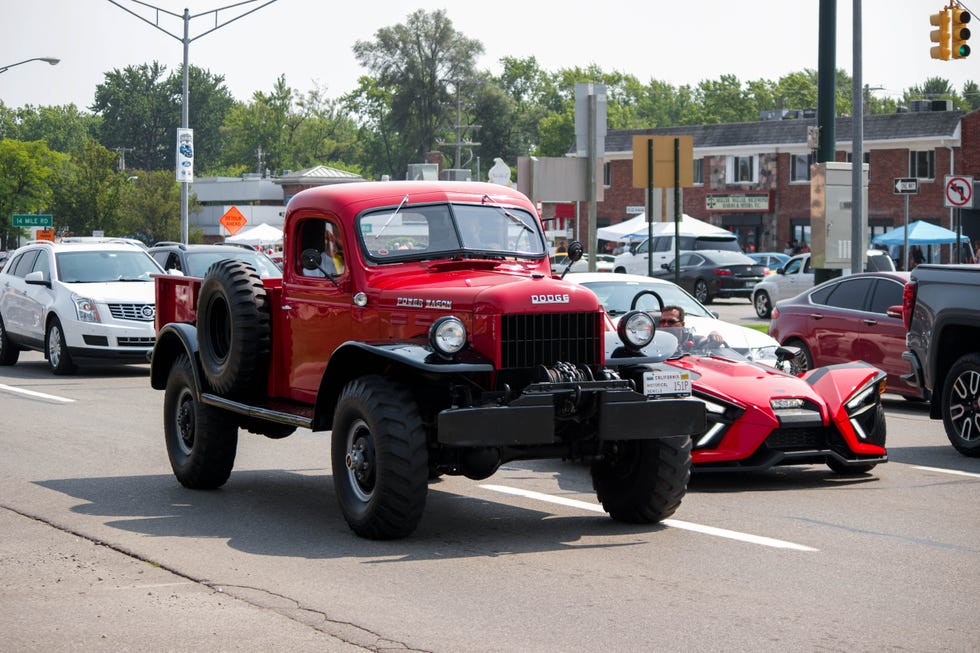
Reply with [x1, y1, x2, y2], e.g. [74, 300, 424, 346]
[844, 374, 887, 441]
[617, 310, 655, 350]
[71, 293, 101, 323]
[429, 316, 466, 357]
[749, 345, 779, 362]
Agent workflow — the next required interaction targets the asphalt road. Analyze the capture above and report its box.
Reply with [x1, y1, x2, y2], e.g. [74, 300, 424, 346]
[2, 329, 979, 652]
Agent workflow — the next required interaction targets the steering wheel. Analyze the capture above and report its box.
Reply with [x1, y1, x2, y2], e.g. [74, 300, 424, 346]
[629, 289, 665, 312]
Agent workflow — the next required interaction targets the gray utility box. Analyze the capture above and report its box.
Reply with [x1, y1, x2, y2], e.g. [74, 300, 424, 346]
[810, 162, 869, 270]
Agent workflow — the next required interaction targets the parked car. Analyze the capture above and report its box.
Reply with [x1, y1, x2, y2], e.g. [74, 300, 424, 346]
[751, 250, 896, 319]
[550, 252, 614, 275]
[612, 231, 741, 276]
[651, 250, 767, 304]
[148, 242, 282, 278]
[767, 271, 919, 399]
[747, 251, 790, 274]
[0, 240, 161, 374]
[573, 273, 888, 474]
[566, 272, 782, 366]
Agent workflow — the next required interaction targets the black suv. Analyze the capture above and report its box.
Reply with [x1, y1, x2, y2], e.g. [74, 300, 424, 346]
[148, 243, 282, 279]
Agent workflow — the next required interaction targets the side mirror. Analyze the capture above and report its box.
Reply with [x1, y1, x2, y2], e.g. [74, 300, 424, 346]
[300, 248, 321, 271]
[567, 241, 584, 263]
[886, 305, 903, 319]
[24, 270, 50, 287]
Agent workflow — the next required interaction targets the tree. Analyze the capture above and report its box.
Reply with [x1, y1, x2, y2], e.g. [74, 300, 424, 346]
[117, 170, 184, 244]
[50, 139, 124, 237]
[0, 139, 65, 249]
[0, 104, 99, 154]
[92, 62, 234, 173]
[351, 9, 484, 171]
[964, 81, 980, 112]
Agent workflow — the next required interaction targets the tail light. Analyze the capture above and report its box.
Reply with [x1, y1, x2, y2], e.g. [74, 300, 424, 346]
[901, 281, 917, 331]
[713, 268, 733, 276]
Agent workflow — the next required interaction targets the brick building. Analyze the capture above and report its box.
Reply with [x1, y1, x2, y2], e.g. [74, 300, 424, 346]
[585, 106, 980, 260]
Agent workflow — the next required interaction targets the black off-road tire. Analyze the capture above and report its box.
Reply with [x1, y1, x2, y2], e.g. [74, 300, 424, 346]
[46, 317, 76, 375]
[164, 354, 238, 488]
[332, 375, 429, 539]
[197, 259, 270, 398]
[941, 353, 980, 457]
[592, 435, 691, 523]
[754, 290, 773, 319]
[0, 315, 20, 366]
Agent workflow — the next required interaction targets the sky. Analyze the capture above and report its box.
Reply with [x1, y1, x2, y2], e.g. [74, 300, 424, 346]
[1, 0, 976, 112]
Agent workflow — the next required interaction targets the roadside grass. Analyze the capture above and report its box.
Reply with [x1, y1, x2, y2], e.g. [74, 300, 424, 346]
[743, 323, 771, 335]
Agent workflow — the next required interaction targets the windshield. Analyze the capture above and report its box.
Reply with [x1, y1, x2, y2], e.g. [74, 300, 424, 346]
[358, 201, 546, 263]
[56, 250, 161, 283]
[185, 251, 281, 278]
[654, 325, 747, 361]
[580, 280, 714, 318]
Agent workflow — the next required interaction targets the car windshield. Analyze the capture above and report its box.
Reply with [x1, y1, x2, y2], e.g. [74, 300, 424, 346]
[185, 251, 281, 278]
[654, 325, 748, 361]
[55, 250, 160, 282]
[580, 280, 714, 318]
[358, 201, 546, 263]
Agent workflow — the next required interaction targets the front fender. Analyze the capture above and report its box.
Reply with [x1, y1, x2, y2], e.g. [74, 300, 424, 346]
[150, 322, 200, 391]
[312, 340, 494, 430]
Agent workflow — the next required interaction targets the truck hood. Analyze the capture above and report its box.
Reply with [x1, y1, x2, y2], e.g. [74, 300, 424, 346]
[367, 265, 602, 315]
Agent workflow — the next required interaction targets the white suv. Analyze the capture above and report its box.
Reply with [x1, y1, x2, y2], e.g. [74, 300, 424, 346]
[0, 240, 162, 374]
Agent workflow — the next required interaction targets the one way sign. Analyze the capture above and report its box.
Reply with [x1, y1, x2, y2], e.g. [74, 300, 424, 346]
[893, 177, 919, 194]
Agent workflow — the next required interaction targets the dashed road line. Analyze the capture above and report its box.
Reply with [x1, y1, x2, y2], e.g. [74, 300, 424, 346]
[910, 465, 980, 479]
[0, 383, 75, 403]
[480, 483, 818, 552]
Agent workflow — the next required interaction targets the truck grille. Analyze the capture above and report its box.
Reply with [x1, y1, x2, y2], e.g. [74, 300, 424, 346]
[108, 303, 156, 322]
[500, 312, 600, 369]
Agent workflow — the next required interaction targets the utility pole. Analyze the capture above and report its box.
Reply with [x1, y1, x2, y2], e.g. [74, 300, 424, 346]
[108, 0, 279, 244]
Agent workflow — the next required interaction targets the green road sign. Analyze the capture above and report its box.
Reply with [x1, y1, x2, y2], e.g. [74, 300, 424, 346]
[12, 214, 53, 227]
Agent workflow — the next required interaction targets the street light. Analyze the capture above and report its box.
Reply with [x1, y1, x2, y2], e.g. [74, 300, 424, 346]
[0, 57, 60, 74]
[108, 0, 279, 244]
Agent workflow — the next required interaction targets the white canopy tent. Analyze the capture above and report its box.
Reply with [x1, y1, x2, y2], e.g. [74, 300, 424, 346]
[225, 222, 283, 246]
[597, 214, 732, 243]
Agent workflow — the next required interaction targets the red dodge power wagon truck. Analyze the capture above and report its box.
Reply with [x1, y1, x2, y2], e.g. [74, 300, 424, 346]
[150, 180, 705, 539]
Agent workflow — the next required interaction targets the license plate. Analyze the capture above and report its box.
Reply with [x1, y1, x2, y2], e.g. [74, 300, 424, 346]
[643, 365, 692, 397]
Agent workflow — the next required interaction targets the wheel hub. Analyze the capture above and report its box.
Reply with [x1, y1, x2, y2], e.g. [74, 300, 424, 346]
[346, 435, 375, 486]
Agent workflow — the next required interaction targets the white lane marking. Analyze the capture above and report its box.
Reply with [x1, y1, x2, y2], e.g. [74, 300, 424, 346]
[480, 484, 818, 552]
[0, 383, 75, 403]
[910, 465, 980, 479]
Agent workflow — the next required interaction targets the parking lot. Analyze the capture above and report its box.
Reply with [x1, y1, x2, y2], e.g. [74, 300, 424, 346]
[2, 345, 979, 652]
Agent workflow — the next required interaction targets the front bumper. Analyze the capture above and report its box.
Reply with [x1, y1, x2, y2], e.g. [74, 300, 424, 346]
[436, 379, 705, 446]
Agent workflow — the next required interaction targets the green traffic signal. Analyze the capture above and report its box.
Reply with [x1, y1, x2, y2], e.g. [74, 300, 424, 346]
[951, 8, 971, 59]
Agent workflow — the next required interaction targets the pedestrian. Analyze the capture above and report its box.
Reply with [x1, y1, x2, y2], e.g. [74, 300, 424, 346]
[909, 245, 925, 269]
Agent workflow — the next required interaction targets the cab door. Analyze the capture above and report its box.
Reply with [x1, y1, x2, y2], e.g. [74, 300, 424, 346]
[278, 216, 352, 403]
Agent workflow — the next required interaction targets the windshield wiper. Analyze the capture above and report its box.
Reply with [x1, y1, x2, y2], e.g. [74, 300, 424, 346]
[116, 276, 151, 282]
[481, 194, 533, 233]
[373, 193, 410, 241]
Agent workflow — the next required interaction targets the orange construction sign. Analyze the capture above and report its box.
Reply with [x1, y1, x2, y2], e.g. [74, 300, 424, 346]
[219, 206, 247, 235]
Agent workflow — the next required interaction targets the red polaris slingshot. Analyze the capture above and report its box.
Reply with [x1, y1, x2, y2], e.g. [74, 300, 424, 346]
[606, 289, 888, 474]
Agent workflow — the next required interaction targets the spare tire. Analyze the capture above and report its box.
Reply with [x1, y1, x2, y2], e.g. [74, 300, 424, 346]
[197, 259, 270, 398]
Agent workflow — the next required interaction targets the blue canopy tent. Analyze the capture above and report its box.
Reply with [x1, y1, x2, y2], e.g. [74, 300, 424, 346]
[872, 220, 969, 246]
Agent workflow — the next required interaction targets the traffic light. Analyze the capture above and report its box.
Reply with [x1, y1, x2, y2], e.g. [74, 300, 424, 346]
[931, 9, 951, 60]
[951, 7, 971, 59]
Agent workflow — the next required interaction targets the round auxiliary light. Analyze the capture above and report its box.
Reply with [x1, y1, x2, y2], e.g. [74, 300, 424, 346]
[429, 316, 467, 357]
[617, 310, 656, 350]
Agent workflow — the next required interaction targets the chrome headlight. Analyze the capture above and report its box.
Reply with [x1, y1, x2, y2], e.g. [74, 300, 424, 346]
[71, 293, 101, 323]
[617, 310, 656, 350]
[429, 316, 466, 357]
